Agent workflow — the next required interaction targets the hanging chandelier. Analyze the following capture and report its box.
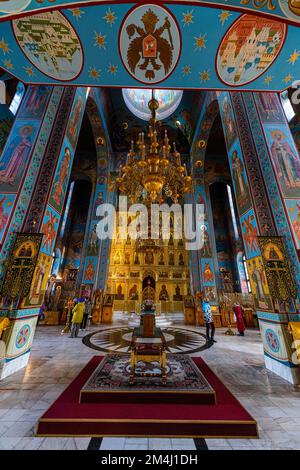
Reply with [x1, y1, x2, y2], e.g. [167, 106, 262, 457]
[116, 93, 193, 204]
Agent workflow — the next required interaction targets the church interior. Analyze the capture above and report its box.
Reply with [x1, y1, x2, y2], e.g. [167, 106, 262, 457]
[1, 1, 300, 452]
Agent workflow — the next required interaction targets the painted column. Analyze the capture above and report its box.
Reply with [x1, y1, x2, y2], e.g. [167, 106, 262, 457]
[79, 88, 115, 293]
[0, 86, 87, 379]
[241, 91, 300, 384]
[0, 85, 63, 378]
[190, 93, 220, 306]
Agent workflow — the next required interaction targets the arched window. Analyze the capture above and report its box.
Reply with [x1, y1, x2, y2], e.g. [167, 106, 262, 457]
[9, 82, 25, 115]
[237, 252, 250, 294]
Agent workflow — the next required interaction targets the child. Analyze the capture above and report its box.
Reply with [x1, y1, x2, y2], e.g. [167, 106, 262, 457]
[202, 298, 216, 344]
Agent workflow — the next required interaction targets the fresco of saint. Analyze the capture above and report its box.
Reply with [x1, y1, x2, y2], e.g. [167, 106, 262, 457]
[0, 125, 33, 187]
[231, 150, 251, 214]
[270, 129, 300, 197]
[50, 147, 71, 212]
[67, 95, 83, 148]
[221, 95, 236, 149]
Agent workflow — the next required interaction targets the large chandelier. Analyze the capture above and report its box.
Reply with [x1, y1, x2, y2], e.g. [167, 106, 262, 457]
[116, 94, 193, 204]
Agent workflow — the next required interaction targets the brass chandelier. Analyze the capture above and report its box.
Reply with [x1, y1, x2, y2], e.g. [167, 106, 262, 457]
[116, 93, 193, 204]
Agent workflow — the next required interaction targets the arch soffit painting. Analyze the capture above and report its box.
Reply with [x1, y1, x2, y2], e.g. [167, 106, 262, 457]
[0, 3, 299, 91]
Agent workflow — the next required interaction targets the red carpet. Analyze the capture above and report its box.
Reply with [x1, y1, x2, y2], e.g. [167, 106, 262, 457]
[36, 356, 258, 438]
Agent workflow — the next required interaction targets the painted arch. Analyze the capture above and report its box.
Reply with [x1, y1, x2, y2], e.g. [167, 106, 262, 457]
[0, 2, 299, 91]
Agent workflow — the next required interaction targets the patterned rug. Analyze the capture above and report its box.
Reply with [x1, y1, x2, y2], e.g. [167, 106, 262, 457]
[80, 353, 215, 403]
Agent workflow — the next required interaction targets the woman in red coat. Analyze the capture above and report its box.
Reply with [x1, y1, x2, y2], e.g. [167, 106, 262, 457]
[233, 303, 245, 336]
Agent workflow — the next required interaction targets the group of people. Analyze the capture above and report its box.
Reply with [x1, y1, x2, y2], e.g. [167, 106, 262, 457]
[70, 297, 91, 338]
[202, 298, 246, 344]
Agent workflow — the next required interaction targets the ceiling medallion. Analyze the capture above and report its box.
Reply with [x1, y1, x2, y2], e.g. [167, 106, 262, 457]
[119, 3, 181, 84]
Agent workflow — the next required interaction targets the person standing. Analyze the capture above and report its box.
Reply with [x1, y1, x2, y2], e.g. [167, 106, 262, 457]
[202, 297, 216, 344]
[81, 297, 91, 331]
[70, 298, 85, 338]
[233, 303, 246, 336]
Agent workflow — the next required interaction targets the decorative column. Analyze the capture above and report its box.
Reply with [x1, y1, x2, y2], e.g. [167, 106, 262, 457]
[240, 91, 300, 384]
[190, 92, 220, 307]
[78, 88, 115, 293]
[0, 86, 87, 379]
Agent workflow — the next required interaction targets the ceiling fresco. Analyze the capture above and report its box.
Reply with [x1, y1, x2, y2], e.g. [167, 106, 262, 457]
[1, 0, 300, 25]
[0, 2, 299, 90]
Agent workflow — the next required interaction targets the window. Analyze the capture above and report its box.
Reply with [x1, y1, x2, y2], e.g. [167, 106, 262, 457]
[9, 82, 25, 115]
[281, 90, 295, 123]
[227, 184, 239, 240]
[122, 88, 183, 121]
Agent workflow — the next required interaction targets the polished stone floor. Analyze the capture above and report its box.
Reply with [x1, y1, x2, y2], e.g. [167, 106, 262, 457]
[0, 312, 300, 450]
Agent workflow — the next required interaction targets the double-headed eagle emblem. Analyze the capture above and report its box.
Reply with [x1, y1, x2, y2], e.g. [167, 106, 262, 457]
[126, 8, 174, 81]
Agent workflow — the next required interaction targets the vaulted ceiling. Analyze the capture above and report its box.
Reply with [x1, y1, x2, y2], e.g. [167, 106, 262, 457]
[0, 2, 299, 91]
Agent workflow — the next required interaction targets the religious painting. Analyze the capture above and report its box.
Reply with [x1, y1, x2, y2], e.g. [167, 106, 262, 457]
[13, 11, 83, 81]
[241, 209, 260, 259]
[119, 3, 181, 84]
[66, 92, 84, 149]
[203, 286, 218, 303]
[279, 0, 300, 23]
[0, 0, 31, 13]
[0, 194, 15, 244]
[18, 86, 51, 120]
[173, 285, 182, 301]
[22, 252, 52, 307]
[201, 258, 215, 286]
[201, 225, 212, 257]
[40, 207, 59, 256]
[93, 187, 106, 218]
[115, 284, 124, 300]
[83, 257, 97, 284]
[246, 255, 273, 310]
[285, 199, 300, 249]
[219, 93, 237, 150]
[87, 223, 99, 256]
[229, 144, 252, 216]
[1, 232, 43, 300]
[217, 14, 286, 86]
[49, 144, 72, 213]
[0, 120, 38, 193]
[254, 93, 286, 123]
[264, 125, 300, 198]
[129, 284, 138, 300]
[158, 284, 169, 301]
[258, 236, 297, 302]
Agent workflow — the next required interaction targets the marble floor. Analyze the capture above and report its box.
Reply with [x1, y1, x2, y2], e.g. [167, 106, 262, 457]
[0, 313, 300, 450]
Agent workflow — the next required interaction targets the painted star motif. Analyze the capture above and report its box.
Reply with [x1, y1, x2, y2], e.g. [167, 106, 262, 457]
[182, 10, 194, 26]
[89, 67, 101, 81]
[103, 8, 117, 26]
[283, 73, 293, 83]
[3, 59, 13, 70]
[69, 8, 85, 20]
[218, 10, 232, 25]
[182, 65, 191, 76]
[264, 75, 273, 86]
[194, 34, 207, 50]
[199, 70, 210, 82]
[288, 50, 300, 65]
[108, 64, 118, 75]
[0, 38, 10, 54]
[94, 32, 106, 49]
[23, 66, 35, 77]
